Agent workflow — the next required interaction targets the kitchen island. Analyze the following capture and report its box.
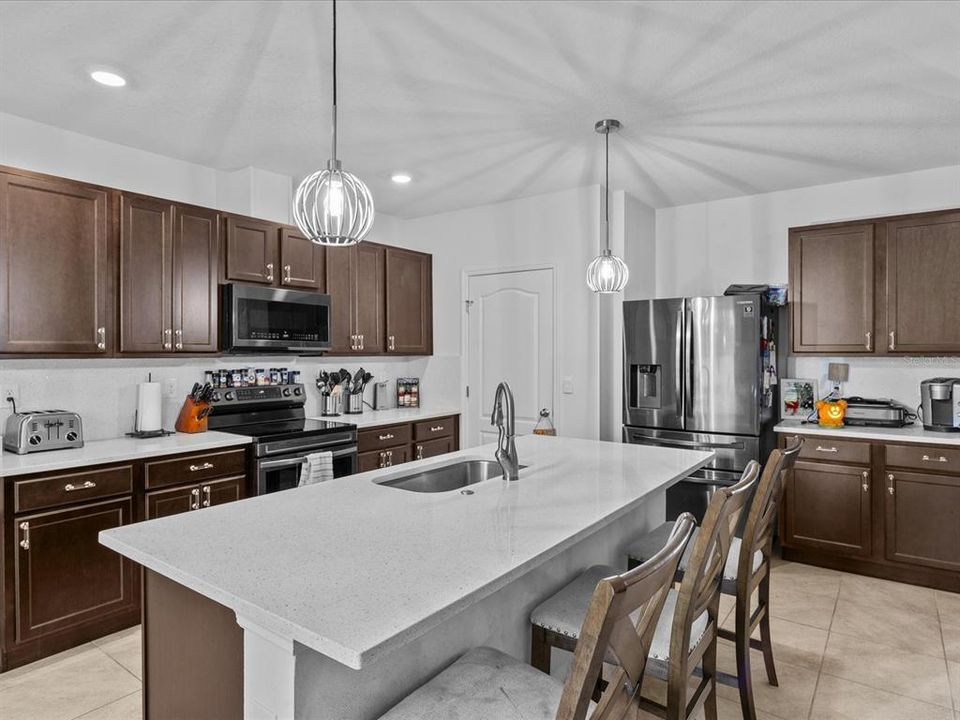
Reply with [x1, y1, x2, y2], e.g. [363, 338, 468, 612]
[99, 435, 712, 720]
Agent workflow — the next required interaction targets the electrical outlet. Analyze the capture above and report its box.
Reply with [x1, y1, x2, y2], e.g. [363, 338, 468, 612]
[2, 384, 20, 406]
[562, 377, 575, 395]
[162, 379, 177, 398]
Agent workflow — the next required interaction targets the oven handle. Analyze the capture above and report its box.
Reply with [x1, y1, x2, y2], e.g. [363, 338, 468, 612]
[258, 445, 357, 470]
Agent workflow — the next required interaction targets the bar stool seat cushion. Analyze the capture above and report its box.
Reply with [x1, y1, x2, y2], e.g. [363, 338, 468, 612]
[529, 565, 709, 680]
[378, 646, 586, 720]
[626, 523, 762, 592]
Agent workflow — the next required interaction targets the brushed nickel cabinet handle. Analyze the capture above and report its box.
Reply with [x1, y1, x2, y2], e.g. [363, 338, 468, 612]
[388, 335, 396, 351]
[864, 331, 871, 351]
[190, 487, 200, 510]
[266, 263, 274, 283]
[815, 446, 838, 453]
[379, 451, 386, 468]
[19, 521, 30, 550]
[379, 433, 394, 441]
[921, 454, 948, 463]
[163, 328, 172, 350]
[174, 328, 183, 350]
[359, 334, 364, 351]
[889, 331, 896, 350]
[96, 327, 106, 350]
[189, 462, 215, 472]
[201, 485, 211, 508]
[887, 473, 895, 495]
[283, 264, 292, 283]
[430, 425, 445, 433]
[386, 450, 393, 467]
[416, 444, 423, 460]
[64, 480, 97, 492]
[861, 470, 869, 493]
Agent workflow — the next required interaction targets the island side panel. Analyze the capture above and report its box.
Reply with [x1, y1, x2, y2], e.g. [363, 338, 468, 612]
[293, 492, 665, 720]
[143, 569, 243, 720]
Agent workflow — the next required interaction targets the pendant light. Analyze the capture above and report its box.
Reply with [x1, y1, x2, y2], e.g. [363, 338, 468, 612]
[586, 119, 629, 293]
[293, 0, 375, 246]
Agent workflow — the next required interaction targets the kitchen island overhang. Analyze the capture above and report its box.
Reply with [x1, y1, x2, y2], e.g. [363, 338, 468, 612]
[100, 435, 713, 719]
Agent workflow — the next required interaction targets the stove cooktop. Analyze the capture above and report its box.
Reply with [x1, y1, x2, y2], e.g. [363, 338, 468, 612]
[218, 418, 356, 443]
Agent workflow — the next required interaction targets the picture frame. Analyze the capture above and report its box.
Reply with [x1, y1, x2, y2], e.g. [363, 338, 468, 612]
[780, 378, 818, 419]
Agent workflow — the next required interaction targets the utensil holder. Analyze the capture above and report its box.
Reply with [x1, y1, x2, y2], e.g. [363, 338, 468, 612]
[174, 396, 209, 433]
[321, 394, 341, 417]
[344, 393, 363, 414]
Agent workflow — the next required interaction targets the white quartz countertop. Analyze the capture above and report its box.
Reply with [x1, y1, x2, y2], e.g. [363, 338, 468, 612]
[309, 406, 460, 429]
[100, 435, 712, 670]
[775, 421, 960, 446]
[0, 431, 252, 478]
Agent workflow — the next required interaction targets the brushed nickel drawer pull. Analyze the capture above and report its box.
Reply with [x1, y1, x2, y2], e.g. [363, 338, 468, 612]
[388, 335, 396, 351]
[921, 454, 948, 463]
[174, 328, 183, 350]
[163, 328, 172, 350]
[266, 263, 274, 283]
[189, 462, 215, 472]
[96, 327, 106, 350]
[889, 331, 896, 350]
[864, 331, 871, 351]
[19, 521, 30, 550]
[283, 264, 292, 283]
[416, 444, 423, 460]
[430, 425, 444, 433]
[379, 433, 394, 441]
[887, 473, 895, 495]
[190, 487, 200, 510]
[201, 485, 211, 508]
[861, 470, 869, 493]
[815, 446, 838, 453]
[64, 480, 97, 492]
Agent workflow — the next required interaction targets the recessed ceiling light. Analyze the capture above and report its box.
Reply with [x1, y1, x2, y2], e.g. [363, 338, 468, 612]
[390, 172, 412, 184]
[90, 70, 126, 87]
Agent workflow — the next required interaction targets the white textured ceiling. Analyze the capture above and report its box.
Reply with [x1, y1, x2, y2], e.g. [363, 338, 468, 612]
[1, 1, 959, 217]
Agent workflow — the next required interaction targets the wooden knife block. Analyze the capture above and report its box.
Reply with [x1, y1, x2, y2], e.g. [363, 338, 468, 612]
[174, 397, 209, 434]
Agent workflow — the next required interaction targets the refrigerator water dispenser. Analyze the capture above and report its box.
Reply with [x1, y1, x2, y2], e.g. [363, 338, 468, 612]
[629, 364, 661, 409]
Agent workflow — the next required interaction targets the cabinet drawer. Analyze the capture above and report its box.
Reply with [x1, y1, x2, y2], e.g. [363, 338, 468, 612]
[358, 446, 410, 471]
[797, 437, 870, 465]
[414, 416, 456, 441]
[145, 449, 247, 490]
[359, 424, 412, 453]
[885, 444, 960, 474]
[14, 465, 134, 513]
[414, 436, 455, 461]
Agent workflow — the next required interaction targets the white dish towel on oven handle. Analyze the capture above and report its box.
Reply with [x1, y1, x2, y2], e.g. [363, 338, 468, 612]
[299, 451, 334, 486]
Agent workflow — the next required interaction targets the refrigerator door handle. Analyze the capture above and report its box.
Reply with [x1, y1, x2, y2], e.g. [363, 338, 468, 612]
[684, 309, 694, 421]
[627, 434, 746, 451]
[675, 307, 684, 419]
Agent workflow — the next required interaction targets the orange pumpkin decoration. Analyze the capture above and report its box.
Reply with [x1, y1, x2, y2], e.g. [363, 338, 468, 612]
[816, 399, 847, 428]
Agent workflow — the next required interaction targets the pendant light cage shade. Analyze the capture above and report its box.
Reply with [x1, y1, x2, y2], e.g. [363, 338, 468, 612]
[586, 250, 630, 293]
[293, 163, 375, 246]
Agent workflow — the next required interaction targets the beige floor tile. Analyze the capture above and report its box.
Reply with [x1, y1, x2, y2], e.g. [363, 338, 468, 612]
[715, 658, 818, 720]
[0, 645, 140, 720]
[0, 643, 95, 690]
[93, 627, 142, 680]
[831, 597, 945, 658]
[769, 561, 843, 599]
[949, 661, 959, 711]
[937, 590, 960, 625]
[821, 631, 953, 708]
[74, 690, 142, 720]
[811, 673, 954, 720]
[718, 616, 828, 672]
[768, 583, 838, 630]
[718, 593, 736, 627]
[688, 696, 779, 720]
[944, 622, 960, 664]
[838, 573, 939, 616]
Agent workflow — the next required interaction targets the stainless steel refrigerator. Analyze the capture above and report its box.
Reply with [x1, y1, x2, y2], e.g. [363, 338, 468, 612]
[623, 294, 779, 521]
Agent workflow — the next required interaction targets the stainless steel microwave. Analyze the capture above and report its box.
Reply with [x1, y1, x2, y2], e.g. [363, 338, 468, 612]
[221, 283, 332, 353]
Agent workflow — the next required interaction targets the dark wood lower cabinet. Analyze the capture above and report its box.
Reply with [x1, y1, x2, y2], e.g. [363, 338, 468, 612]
[784, 461, 871, 558]
[885, 470, 960, 572]
[146, 484, 198, 520]
[357, 416, 460, 471]
[415, 436, 455, 461]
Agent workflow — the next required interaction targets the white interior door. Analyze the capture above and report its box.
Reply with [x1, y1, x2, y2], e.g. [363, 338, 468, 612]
[466, 268, 555, 447]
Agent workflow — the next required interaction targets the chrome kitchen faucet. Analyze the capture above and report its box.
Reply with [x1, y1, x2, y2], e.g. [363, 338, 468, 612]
[491, 381, 519, 481]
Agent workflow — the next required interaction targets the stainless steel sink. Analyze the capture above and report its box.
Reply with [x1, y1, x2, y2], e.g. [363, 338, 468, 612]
[375, 460, 527, 493]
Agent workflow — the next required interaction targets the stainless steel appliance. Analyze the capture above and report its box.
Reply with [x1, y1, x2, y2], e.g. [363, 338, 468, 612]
[623, 295, 778, 521]
[920, 378, 960, 432]
[207, 383, 357, 494]
[221, 283, 332, 353]
[843, 397, 914, 428]
[3, 410, 84, 454]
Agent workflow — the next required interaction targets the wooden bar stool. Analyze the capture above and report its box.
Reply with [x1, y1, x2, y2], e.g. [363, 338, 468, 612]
[529, 462, 760, 720]
[378, 514, 697, 720]
[623, 437, 803, 720]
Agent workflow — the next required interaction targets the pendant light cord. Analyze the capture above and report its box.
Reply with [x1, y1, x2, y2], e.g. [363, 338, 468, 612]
[604, 126, 610, 253]
[330, 0, 338, 163]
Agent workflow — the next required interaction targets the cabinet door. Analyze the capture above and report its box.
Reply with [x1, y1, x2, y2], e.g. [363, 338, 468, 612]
[885, 211, 960, 353]
[0, 173, 111, 353]
[386, 247, 432, 354]
[414, 436, 455, 461]
[224, 216, 279, 285]
[885, 470, 960, 572]
[201, 476, 244, 508]
[789, 224, 874, 353]
[325, 246, 356, 353]
[146, 484, 199, 520]
[280, 228, 325, 290]
[119, 195, 173, 353]
[358, 449, 384, 473]
[173, 206, 219, 352]
[13, 498, 136, 643]
[355, 243, 385, 354]
[783, 461, 871, 557]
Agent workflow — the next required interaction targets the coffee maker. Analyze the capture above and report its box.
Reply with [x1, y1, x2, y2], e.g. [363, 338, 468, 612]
[920, 378, 960, 431]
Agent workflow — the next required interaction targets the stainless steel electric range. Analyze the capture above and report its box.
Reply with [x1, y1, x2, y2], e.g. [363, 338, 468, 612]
[207, 384, 357, 495]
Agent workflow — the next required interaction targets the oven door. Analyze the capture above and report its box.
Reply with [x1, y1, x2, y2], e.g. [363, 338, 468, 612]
[255, 445, 357, 495]
[222, 283, 331, 352]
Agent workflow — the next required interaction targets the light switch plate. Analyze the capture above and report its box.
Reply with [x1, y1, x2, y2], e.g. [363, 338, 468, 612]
[562, 377, 575, 395]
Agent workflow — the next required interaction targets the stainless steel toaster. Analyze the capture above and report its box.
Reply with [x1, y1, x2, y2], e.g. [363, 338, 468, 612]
[3, 410, 84, 454]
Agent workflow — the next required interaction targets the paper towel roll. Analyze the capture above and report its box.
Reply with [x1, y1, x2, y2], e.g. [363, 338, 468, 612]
[136, 382, 162, 432]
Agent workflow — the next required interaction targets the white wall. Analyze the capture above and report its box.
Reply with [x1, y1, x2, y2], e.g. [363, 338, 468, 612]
[652, 165, 960, 408]
[397, 186, 604, 441]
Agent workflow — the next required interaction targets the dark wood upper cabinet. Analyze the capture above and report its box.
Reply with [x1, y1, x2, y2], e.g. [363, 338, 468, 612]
[885, 470, 960, 572]
[173, 206, 219, 352]
[0, 172, 111, 354]
[789, 223, 874, 354]
[224, 216, 279, 285]
[884, 211, 960, 354]
[279, 228, 325, 290]
[120, 195, 173, 353]
[385, 247, 432, 355]
[325, 246, 356, 353]
[325, 243, 385, 354]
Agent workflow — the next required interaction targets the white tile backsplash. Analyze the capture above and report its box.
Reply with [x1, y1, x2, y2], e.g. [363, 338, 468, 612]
[0, 356, 459, 441]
